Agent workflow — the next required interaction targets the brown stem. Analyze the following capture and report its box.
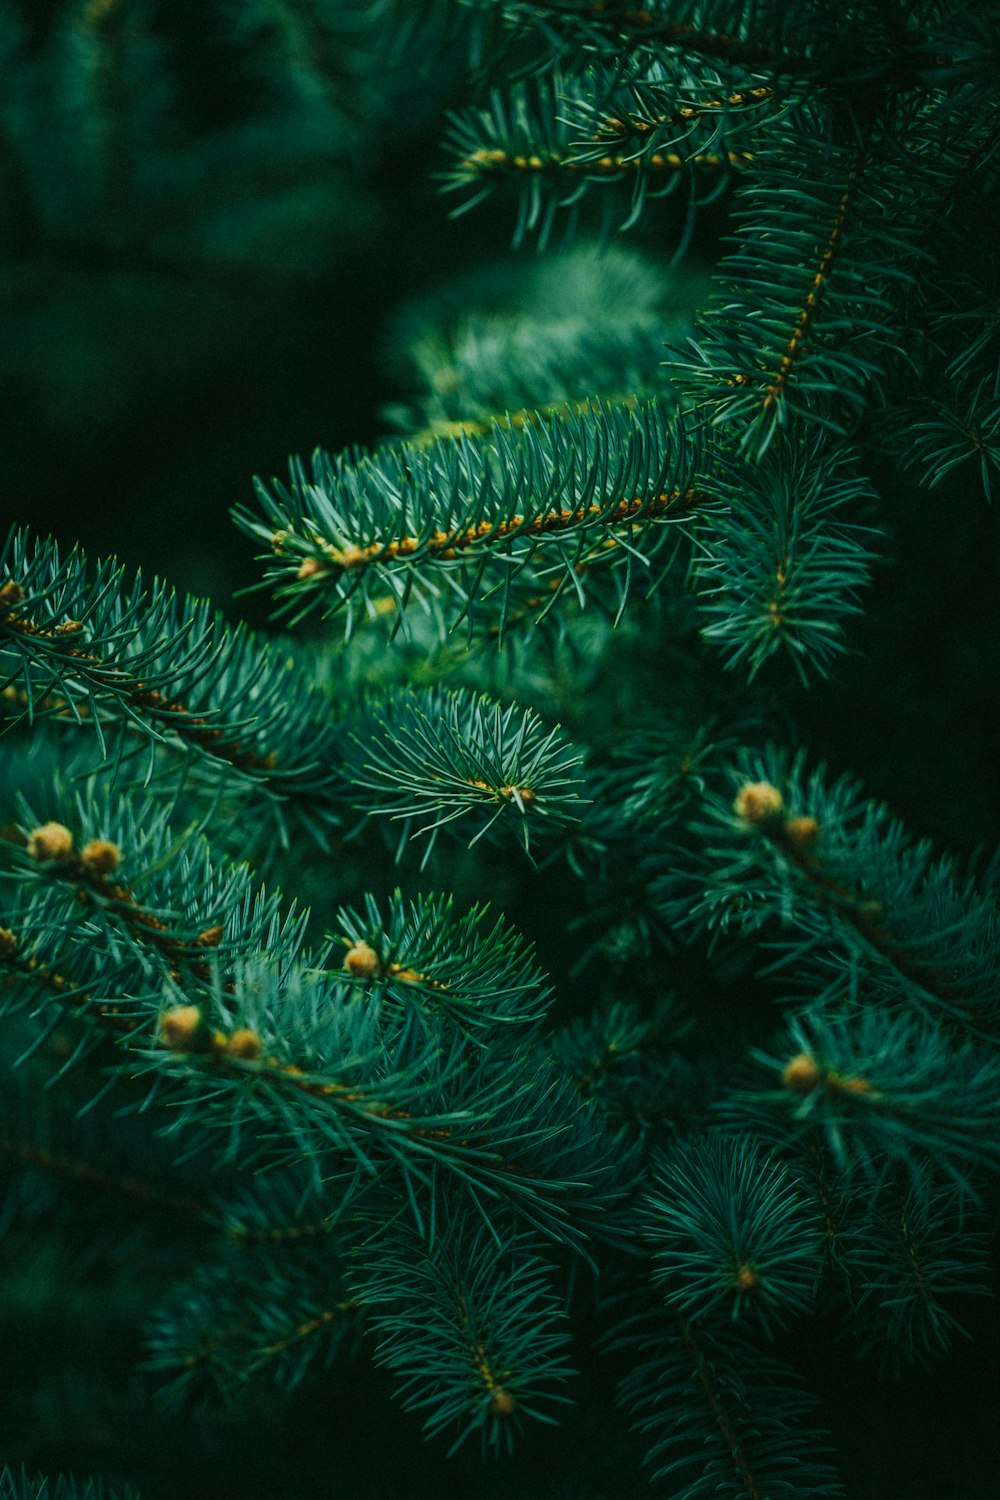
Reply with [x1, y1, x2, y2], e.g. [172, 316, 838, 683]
[766, 818, 963, 1010]
[0, 598, 278, 778]
[762, 149, 865, 414]
[287, 486, 704, 581]
[0, 1136, 207, 1219]
[674, 1312, 765, 1500]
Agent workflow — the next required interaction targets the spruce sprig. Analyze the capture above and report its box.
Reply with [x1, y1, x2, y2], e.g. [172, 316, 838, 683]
[236, 398, 697, 639]
[741, 1003, 1000, 1184]
[663, 749, 1000, 1038]
[642, 1133, 822, 1327]
[333, 889, 553, 1033]
[351, 1209, 575, 1455]
[612, 1307, 845, 1497]
[0, 1469, 139, 1500]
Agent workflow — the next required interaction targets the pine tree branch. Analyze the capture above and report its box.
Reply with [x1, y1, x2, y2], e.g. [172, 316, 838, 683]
[354, 1210, 575, 1453]
[238, 400, 700, 639]
[740, 1003, 1000, 1183]
[0, 1466, 139, 1500]
[642, 1133, 822, 1328]
[498, 1, 815, 73]
[664, 751, 1000, 1038]
[613, 1303, 844, 1496]
[0, 536, 351, 841]
[0, 1134, 208, 1220]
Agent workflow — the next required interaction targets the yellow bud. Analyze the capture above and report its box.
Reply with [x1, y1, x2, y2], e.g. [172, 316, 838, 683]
[490, 1388, 517, 1416]
[343, 941, 380, 979]
[783, 816, 819, 852]
[158, 1005, 204, 1052]
[26, 822, 75, 863]
[734, 1263, 760, 1291]
[297, 556, 327, 580]
[80, 839, 122, 876]
[782, 1052, 822, 1094]
[733, 781, 784, 826]
[0, 927, 17, 958]
[227, 1028, 263, 1061]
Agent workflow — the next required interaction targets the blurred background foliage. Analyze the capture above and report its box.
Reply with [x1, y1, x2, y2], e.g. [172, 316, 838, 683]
[1, 0, 715, 609]
[3, 0, 472, 606]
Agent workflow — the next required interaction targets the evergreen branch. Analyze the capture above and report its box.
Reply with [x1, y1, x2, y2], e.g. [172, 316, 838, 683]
[691, 434, 875, 680]
[403, 392, 641, 448]
[837, 1163, 992, 1368]
[741, 1003, 1000, 1183]
[663, 750, 1000, 1036]
[0, 1468, 139, 1500]
[143, 952, 636, 1249]
[642, 1133, 822, 1328]
[561, 62, 780, 168]
[458, 138, 750, 181]
[332, 889, 553, 1032]
[237, 399, 700, 639]
[9, 820, 219, 986]
[352, 1210, 575, 1454]
[0, 921, 138, 1038]
[148, 1242, 361, 1394]
[1, 776, 308, 1015]
[444, 76, 748, 240]
[760, 147, 864, 419]
[4, 536, 593, 857]
[889, 368, 1000, 503]
[345, 688, 584, 859]
[668, 107, 922, 451]
[549, 994, 691, 1121]
[613, 1306, 844, 1496]
[0, 532, 351, 841]
[383, 242, 692, 444]
[0, 1134, 208, 1222]
[218, 1172, 350, 1244]
[493, 1, 815, 74]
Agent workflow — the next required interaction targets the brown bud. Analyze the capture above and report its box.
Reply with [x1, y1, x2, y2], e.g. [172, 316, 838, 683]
[158, 1004, 205, 1052]
[26, 822, 75, 863]
[490, 1388, 517, 1416]
[0, 927, 17, 958]
[734, 1263, 761, 1291]
[0, 580, 25, 609]
[734, 781, 784, 826]
[343, 940, 380, 979]
[55, 620, 84, 636]
[196, 925, 225, 948]
[80, 839, 122, 876]
[782, 1052, 823, 1095]
[783, 816, 819, 852]
[226, 1028, 263, 1061]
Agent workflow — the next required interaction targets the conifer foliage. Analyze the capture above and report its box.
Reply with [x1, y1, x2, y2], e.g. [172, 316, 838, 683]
[2, 3, 999, 1498]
